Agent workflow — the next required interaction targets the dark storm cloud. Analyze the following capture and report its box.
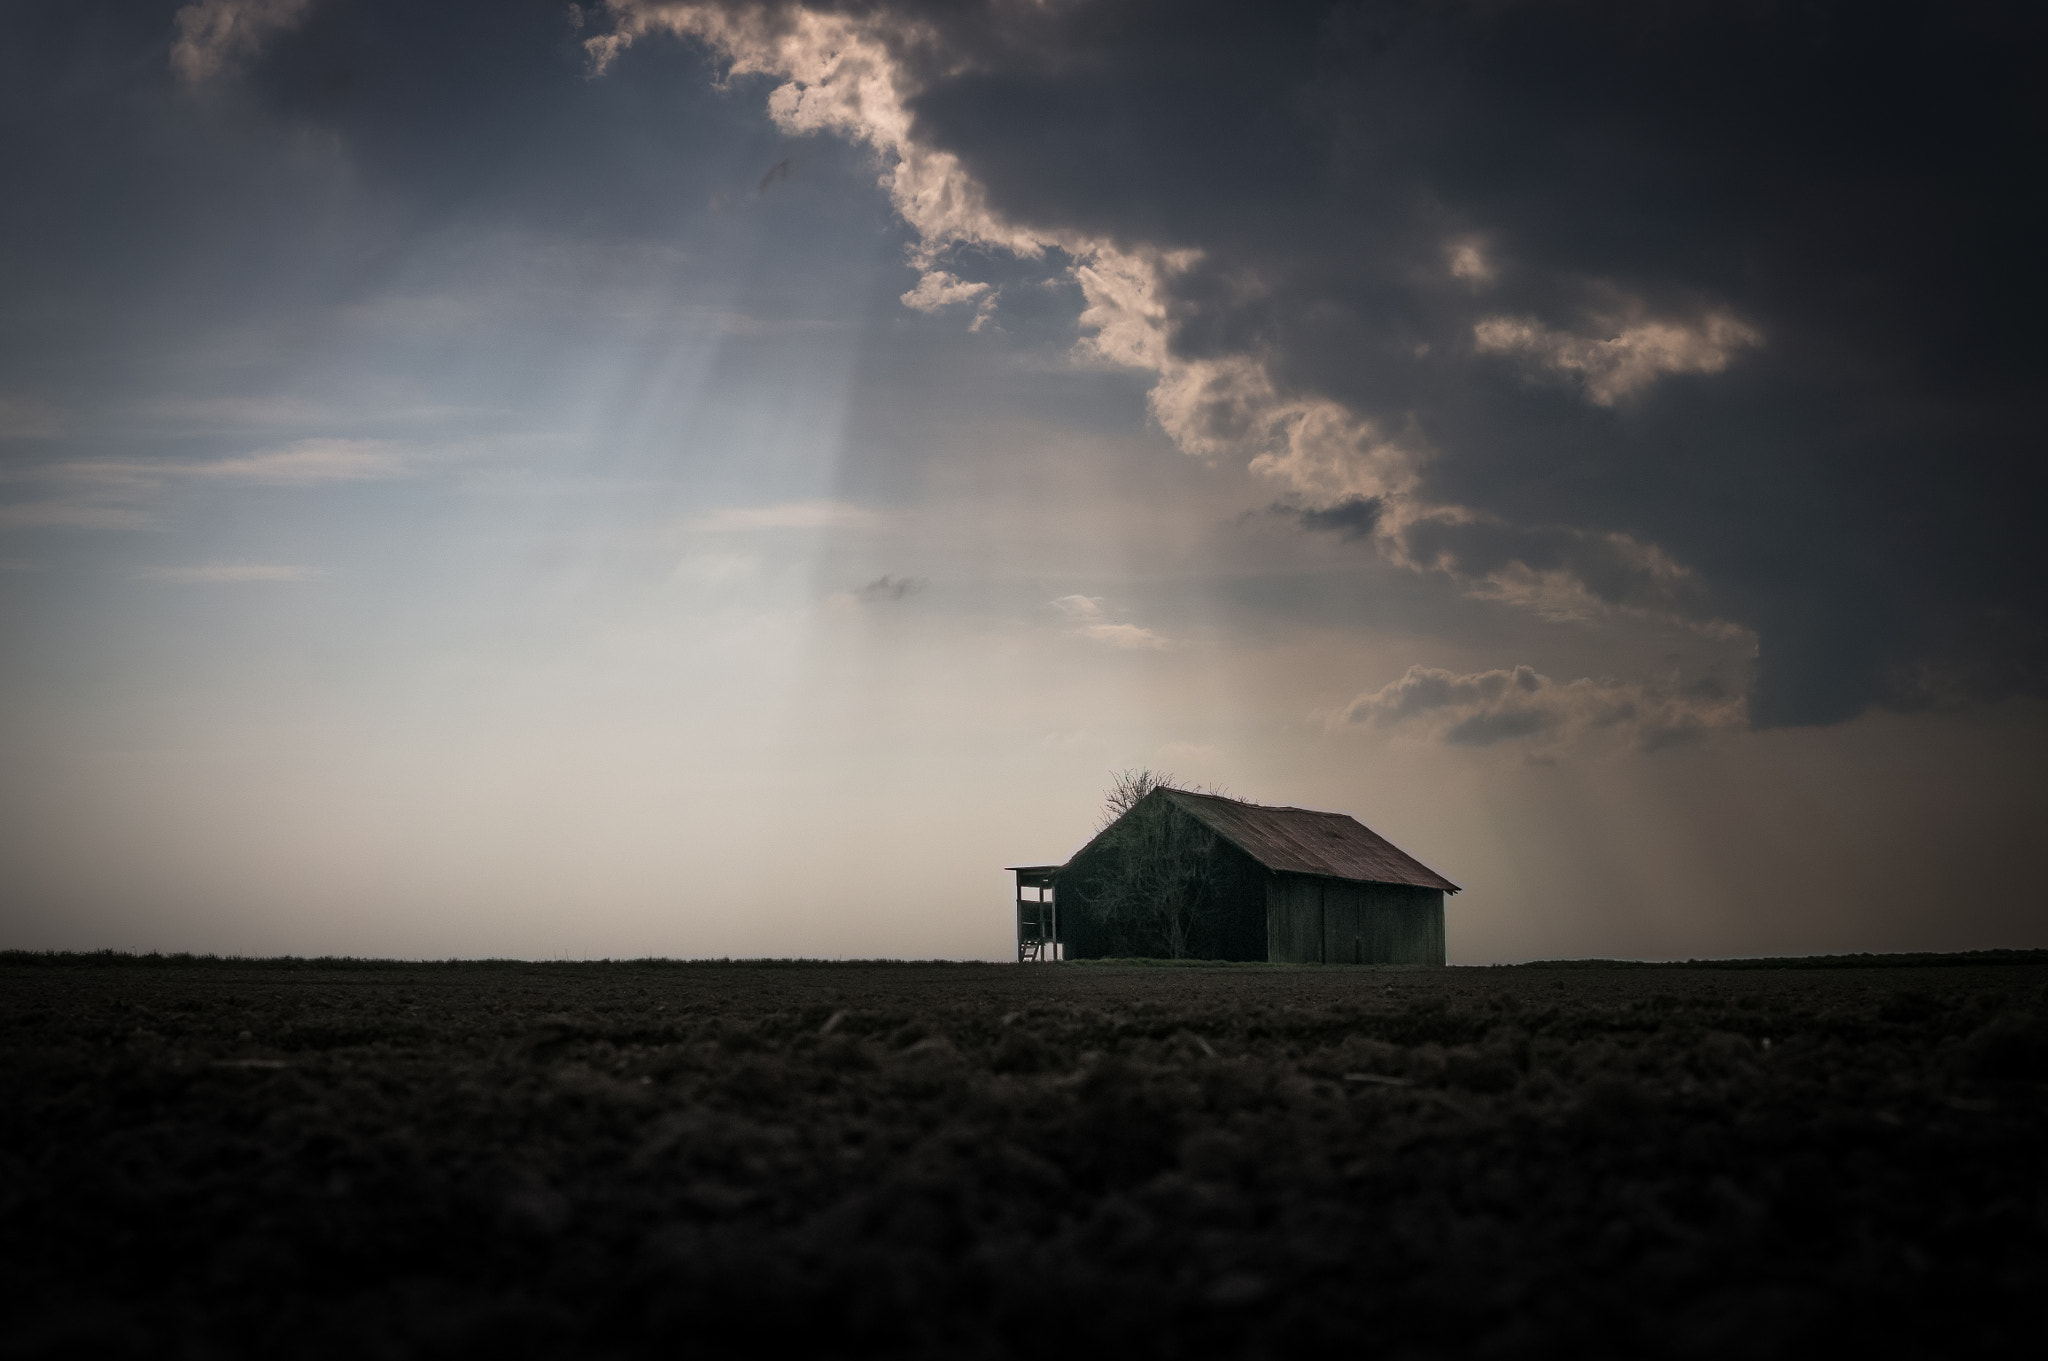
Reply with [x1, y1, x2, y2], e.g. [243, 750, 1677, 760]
[1444, 707, 1551, 748]
[1344, 661, 1735, 754]
[857, 573, 924, 601]
[770, 0, 2048, 728]
[1398, 516, 1721, 626]
[1286, 496, 1381, 542]
[16, 1, 2043, 730]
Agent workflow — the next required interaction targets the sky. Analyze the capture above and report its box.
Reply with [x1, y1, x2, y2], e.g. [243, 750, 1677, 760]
[2, 0, 2043, 962]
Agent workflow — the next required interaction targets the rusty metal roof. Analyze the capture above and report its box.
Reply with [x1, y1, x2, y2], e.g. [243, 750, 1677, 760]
[1160, 790, 1461, 892]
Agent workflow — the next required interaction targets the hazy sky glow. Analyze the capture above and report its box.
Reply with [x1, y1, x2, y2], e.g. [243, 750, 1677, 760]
[3, 0, 2043, 961]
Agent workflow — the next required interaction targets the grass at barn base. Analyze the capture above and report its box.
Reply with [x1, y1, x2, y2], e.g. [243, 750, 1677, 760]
[3, 954, 2043, 1358]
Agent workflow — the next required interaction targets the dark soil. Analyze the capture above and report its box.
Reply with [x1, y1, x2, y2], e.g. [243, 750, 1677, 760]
[3, 953, 2045, 1359]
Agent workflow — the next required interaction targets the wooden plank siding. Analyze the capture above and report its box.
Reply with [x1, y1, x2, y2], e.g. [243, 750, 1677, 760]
[1265, 873, 1445, 965]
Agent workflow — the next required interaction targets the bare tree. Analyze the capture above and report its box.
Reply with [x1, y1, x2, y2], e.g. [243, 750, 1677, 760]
[1099, 768, 1173, 828]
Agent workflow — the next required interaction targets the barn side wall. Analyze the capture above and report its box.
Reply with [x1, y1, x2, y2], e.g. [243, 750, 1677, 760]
[1265, 875, 1445, 965]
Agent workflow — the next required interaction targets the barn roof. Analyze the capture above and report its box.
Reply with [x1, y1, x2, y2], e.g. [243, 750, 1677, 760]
[1158, 789, 1461, 893]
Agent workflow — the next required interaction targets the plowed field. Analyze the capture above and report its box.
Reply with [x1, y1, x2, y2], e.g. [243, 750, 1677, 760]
[3, 954, 2044, 1358]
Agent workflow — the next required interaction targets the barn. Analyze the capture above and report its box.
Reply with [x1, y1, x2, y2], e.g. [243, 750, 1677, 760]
[1012, 787, 1459, 964]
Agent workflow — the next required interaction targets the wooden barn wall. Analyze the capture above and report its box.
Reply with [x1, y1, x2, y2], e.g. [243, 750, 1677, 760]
[1207, 839, 1269, 961]
[1051, 839, 1109, 959]
[1266, 875, 1321, 964]
[1265, 876, 1445, 965]
[1054, 804, 1268, 961]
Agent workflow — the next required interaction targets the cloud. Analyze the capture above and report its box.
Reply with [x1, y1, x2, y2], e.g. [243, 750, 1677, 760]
[857, 574, 924, 601]
[135, 396, 340, 431]
[1286, 496, 1382, 542]
[170, 0, 314, 85]
[0, 442, 414, 531]
[1051, 594, 1169, 649]
[138, 562, 319, 583]
[1342, 664, 1745, 757]
[178, 439, 411, 483]
[48, 442, 411, 487]
[583, 0, 2048, 729]
[0, 501, 151, 531]
[1398, 516, 1746, 637]
[687, 500, 882, 532]
[899, 271, 994, 328]
[1473, 312, 1763, 406]
[1079, 623, 1168, 649]
[1446, 239, 1494, 285]
[586, 2, 1060, 267]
